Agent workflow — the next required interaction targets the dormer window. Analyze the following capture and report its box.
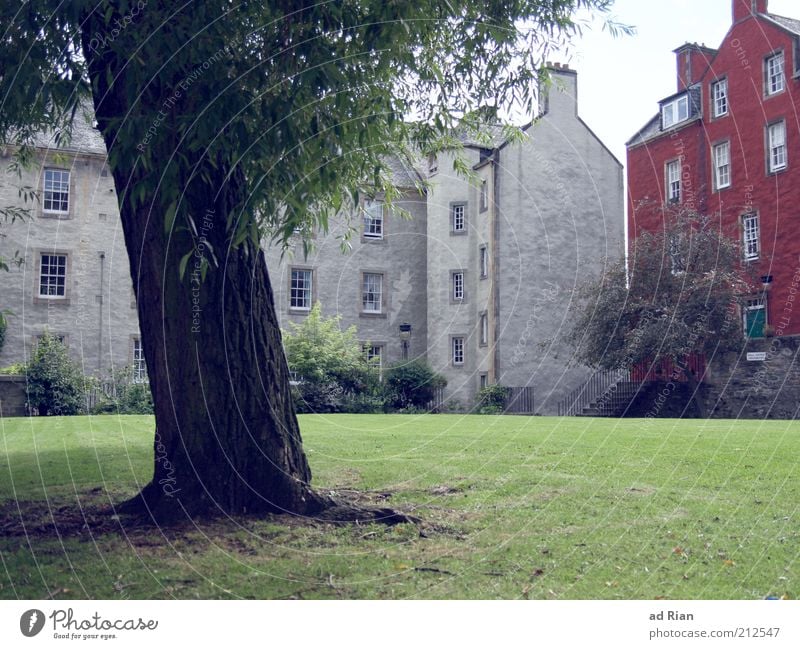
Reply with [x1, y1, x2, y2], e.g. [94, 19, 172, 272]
[662, 95, 690, 129]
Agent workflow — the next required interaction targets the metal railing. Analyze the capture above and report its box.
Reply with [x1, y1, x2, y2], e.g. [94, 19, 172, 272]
[505, 386, 534, 414]
[557, 368, 631, 417]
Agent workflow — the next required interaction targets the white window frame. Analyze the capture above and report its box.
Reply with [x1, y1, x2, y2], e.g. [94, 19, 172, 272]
[743, 213, 760, 261]
[662, 95, 690, 129]
[712, 78, 728, 118]
[768, 121, 787, 173]
[43, 169, 70, 214]
[451, 336, 465, 366]
[38, 253, 68, 299]
[666, 159, 681, 202]
[451, 203, 466, 233]
[362, 344, 383, 373]
[362, 272, 383, 314]
[766, 52, 785, 96]
[132, 338, 147, 383]
[289, 268, 313, 311]
[363, 201, 384, 239]
[452, 271, 465, 301]
[713, 141, 731, 190]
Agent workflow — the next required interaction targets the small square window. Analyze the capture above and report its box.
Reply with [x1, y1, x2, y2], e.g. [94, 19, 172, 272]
[43, 169, 70, 214]
[362, 344, 383, 371]
[662, 95, 689, 129]
[290, 268, 313, 310]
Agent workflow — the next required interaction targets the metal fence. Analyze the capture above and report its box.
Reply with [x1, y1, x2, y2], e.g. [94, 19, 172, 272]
[557, 368, 631, 417]
[505, 386, 534, 414]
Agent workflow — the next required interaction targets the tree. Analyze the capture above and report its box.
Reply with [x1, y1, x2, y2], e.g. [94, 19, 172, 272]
[384, 360, 447, 411]
[566, 208, 752, 416]
[26, 332, 85, 416]
[1, 0, 627, 521]
[283, 303, 381, 413]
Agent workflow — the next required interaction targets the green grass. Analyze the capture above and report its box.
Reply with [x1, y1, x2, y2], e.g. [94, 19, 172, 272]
[0, 414, 798, 599]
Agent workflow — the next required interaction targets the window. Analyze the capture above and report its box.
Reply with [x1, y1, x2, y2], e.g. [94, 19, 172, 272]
[43, 169, 70, 214]
[479, 245, 489, 279]
[479, 373, 488, 390]
[451, 336, 465, 366]
[451, 203, 466, 233]
[362, 344, 383, 372]
[363, 201, 383, 239]
[713, 141, 731, 190]
[766, 52, 785, 96]
[480, 179, 489, 212]
[666, 160, 681, 202]
[289, 268, 312, 310]
[362, 272, 383, 313]
[479, 312, 489, 347]
[712, 79, 728, 117]
[768, 121, 787, 172]
[743, 213, 760, 261]
[38, 253, 67, 298]
[132, 338, 147, 383]
[452, 271, 465, 301]
[662, 95, 689, 129]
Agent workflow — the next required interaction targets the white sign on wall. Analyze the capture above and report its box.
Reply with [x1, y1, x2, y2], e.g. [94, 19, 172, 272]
[747, 352, 767, 362]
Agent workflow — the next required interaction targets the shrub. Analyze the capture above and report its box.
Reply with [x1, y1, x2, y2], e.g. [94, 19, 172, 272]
[283, 304, 381, 413]
[475, 384, 510, 414]
[26, 331, 85, 415]
[0, 362, 25, 375]
[384, 360, 446, 411]
[91, 367, 154, 415]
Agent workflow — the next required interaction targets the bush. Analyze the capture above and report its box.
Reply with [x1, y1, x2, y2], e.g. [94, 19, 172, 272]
[26, 331, 85, 415]
[384, 360, 446, 411]
[474, 384, 510, 414]
[91, 367, 154, 415]
[0, 362, 25, 375]
[283, 304, 381, 413]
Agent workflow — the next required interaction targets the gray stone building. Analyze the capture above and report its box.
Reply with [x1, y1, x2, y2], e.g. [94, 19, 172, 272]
[1, 65, 623, 414]
[0, 112, 142, 379]
[268, 65, 624, 413]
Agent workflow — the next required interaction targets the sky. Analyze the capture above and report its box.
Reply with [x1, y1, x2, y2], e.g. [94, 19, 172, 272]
[564, 0, 798, 164]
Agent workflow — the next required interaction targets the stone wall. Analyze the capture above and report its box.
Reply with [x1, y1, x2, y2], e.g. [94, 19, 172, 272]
[0, 375, 27, 417]
[703, 337, 800, 419]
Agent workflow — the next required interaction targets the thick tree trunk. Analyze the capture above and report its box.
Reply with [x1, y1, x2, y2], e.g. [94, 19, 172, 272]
[78, 24, 331, 524]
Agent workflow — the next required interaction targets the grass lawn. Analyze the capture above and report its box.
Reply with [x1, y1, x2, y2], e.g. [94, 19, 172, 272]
[0, 414, 798, 599]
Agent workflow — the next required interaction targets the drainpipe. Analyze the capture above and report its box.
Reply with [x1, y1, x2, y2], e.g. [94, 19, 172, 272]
[97, 252, 105, 374]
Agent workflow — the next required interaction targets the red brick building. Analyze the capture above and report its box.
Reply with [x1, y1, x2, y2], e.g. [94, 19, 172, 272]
[627, 0, 800, 339]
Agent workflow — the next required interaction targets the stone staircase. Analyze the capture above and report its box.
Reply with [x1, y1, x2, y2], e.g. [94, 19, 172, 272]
[580, 381, 650, 417]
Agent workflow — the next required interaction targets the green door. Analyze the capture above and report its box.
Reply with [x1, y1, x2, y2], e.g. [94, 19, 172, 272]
[746, 305, 766, 338]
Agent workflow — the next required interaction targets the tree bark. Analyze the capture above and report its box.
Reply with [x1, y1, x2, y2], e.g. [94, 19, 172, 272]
[79, 20, 330, 523]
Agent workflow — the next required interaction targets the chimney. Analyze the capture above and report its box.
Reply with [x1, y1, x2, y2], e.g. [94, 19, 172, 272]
[674, 43, 717, 91]
[733, 0, 768, 23]
[538, 64, 577, 117]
